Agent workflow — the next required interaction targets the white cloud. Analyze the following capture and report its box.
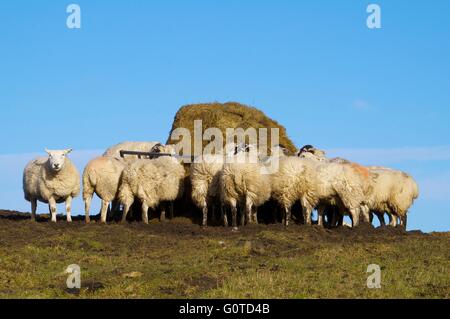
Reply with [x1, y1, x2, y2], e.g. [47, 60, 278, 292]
[352, 99, 371, 110]
[326, 145, 450, 165]
[419, 171, 450, 201]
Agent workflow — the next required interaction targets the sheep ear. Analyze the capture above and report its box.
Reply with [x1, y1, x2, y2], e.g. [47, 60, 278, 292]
[45, 148, 51, 155]
[65, 149, 73, 155]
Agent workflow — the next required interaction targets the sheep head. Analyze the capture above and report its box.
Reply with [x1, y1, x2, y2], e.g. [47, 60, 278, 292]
[45, 149, 72, 172]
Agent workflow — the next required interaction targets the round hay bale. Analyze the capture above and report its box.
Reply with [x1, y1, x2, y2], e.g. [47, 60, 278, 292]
[166, 102, 297, 155]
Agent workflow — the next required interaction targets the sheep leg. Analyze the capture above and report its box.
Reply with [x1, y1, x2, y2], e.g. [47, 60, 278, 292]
[31, 199, 37, 222]
[324, 207, 333, 227]
[245, 197, 253, 225]
[317, 206, 325, 227]
[100, 200, 109, 224]
[202, 205, 208, 227]
[240, 208, 245, 227]
[142, 203, 149, 224]
[121, 203, 132, 223]
[252, 206, 258, 225]
[160, 206, 166, 222]
[65, 196, 73, 223]
[338, 214, 344, 226]
[221, 205, 228, 227]
[110, 200, 121, 221]
[231, 205, 238, 231]
[400, 215, 408, 230]
[302, 206, 312, 225]
[388, 213, 397, 227]
[330, 207, 339, 227]
[284, 206, 292, 227]
[360, 205, 371, 223]
[350, 208, 360, 227]
[49, 197, 57, 223]
[376, 212, 386, 226]
[84, 195, 92, 224]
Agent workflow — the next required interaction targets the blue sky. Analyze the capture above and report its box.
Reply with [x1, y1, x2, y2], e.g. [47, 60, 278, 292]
[0, 1, 449, 231]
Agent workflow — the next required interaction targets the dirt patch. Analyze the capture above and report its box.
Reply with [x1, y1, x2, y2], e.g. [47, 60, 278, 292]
[0, 210, 435, 248]
[64, 280, 105, 296]
[185, 275, 218, 291]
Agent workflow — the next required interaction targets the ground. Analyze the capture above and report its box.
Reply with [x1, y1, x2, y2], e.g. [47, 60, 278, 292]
[0, 209, 448, 299]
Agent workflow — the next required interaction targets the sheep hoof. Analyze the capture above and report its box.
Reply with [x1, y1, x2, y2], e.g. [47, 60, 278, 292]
[231, 227, 239, 232]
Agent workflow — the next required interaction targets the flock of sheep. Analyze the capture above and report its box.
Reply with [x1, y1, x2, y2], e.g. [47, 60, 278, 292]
[22, 141, 419, 230]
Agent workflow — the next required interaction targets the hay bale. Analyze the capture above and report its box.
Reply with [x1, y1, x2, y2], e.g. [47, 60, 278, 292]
[166, 102, 297, 155]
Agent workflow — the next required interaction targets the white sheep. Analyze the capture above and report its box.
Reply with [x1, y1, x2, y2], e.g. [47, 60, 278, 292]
[190, 153, 226, 227]
[365, 166, 419, 229]
[103, 141, 162, 217]
[23, 149, 80, 222]
[220, 145, 272, 230]
[298, 146, 419, 229]
[117, 145, 185, 224]
[271, 155, 371, 227]
[103, 141, 161, 162]
[82, 156, 126, 223]
[189, 143, 243, 227]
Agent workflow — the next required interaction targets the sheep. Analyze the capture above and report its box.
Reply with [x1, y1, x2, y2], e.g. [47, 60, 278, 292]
[23, 149, 80, 223]
[117, 145, 185, 224]
[101, 141, 162, 219]
[219, 144, 272, 230]
[271, 154, 370, 227]
[190, 153, 226, 227]
[296, 145, 327, 159]
[82, 156, 126, 224]
[298, 145, 419, 229]
[189, 143, 245, 227]
[296, 146, 370, 226]
[365, 166, 419, 229]
[103, 141, 161, 162]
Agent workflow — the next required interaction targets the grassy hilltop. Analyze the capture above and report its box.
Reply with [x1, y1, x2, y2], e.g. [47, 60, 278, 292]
[0, 210, 448, 299]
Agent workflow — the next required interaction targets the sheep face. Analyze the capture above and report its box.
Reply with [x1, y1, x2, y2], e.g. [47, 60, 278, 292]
[233, 143, 259, 155]
[296, 145, 327, 161]
[45, 149, 72, 172]
[296, 145, 315, 156]
[151, 143, 176, 156]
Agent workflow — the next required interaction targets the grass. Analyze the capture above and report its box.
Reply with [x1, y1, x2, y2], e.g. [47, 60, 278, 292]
[0, 212, 448, 299]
